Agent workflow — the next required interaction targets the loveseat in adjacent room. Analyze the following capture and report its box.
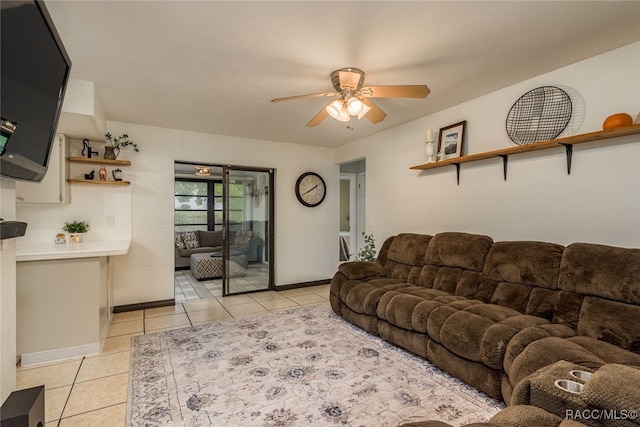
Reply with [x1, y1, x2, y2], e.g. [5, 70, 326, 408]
[174, 229, 263, 269]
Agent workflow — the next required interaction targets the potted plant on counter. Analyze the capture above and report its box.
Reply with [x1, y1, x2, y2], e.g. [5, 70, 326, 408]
[62, 220, 89, 243]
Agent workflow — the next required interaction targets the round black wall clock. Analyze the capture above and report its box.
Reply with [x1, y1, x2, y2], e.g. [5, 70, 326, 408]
[295, 172, 326, 207]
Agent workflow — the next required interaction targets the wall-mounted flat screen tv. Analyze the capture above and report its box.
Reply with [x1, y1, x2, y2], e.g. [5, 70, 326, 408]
[1, 0, 71, 182]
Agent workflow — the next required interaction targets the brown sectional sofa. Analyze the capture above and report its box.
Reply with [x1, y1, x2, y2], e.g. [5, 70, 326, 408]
[330, 232, 640, 423]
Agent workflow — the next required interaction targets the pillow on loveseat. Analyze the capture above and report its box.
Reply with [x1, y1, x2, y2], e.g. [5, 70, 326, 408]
[175, 233, 186, 249]
[234, 230, 252, 246]
[181, 231, 199, 249]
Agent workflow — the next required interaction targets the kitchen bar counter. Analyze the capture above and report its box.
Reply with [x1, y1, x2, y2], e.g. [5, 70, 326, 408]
[16, 239, 131, 261]
[16, 238, 130, 365]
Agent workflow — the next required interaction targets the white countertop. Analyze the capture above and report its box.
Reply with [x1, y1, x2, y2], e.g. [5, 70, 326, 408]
[16, 239, 131, 261]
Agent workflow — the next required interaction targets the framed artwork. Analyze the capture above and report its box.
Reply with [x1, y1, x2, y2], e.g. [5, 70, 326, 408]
[438, 121, 466, 160]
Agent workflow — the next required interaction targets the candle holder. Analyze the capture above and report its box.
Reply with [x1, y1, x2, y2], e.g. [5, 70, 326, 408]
[424, 129, 436, 163]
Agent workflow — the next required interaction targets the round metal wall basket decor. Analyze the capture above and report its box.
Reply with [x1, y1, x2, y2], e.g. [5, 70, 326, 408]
[506, 86, 572, 145]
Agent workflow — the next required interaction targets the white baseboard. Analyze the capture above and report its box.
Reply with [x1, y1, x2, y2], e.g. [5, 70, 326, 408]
[99, 316, 112, 352]
[20, 313, 112, 367]
[20, 343, 101, 367]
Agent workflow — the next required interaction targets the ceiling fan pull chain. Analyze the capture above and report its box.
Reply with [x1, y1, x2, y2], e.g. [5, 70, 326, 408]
[346, 116, 354, 131]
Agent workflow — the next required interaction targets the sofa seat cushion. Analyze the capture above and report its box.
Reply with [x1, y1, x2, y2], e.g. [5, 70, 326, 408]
[428, 302, 549, 370]
[339, 280, 394, 316]
[178, 246, 222, 257]
[565, 336, 640, 366]
[376, 287, 466, 332]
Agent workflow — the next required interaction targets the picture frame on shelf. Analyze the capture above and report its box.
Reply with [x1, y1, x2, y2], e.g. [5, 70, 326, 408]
[438, 121, 466, 160]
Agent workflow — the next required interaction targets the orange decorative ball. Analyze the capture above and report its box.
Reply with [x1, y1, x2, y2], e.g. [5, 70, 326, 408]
[603, 113, 633, 131]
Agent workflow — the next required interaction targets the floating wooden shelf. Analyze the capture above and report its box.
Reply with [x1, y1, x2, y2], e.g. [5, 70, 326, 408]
[67, 157, 131, 166]
[67, 179, 130, 186]
[410, 124, 640, 184]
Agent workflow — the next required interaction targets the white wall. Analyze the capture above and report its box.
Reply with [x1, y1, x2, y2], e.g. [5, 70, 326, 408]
[17, 185, 132, 243]
[107, 124, 339, 305]
[0, 179, 17, 402]
[336, 42, 640, 248]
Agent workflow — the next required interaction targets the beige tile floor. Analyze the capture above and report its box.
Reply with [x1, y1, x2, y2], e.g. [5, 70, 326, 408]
[16, 284, 330, 427]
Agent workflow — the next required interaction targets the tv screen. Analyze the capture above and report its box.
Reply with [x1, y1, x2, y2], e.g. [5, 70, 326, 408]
[0, 0, 71, 182]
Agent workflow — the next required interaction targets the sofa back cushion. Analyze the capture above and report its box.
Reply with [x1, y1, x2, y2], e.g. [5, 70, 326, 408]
[558, 242, 640, 353]
[419, 232, 493, 297]
[198, 230, 223, 248]
[425, 232, 493, 271]
[383, 233, 432, 282]
[558, 243, 640, 304]
[577, 297, 640, 354]
[480, 241, 564, 318]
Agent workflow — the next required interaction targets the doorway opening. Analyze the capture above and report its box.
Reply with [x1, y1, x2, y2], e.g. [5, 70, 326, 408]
[339, 159, 365, 262]
[174, 161, 274, 299]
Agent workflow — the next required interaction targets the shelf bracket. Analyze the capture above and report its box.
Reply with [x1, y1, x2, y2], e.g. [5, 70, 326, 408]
[561, 143, 573, 175]
[497, 154, 509, 180]
[453, 163, 461, 185]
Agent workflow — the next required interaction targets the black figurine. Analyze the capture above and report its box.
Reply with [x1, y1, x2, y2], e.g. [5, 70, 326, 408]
[84, 170, 95, 180]
[112, 168, 123, 181]
[81, 139, 98, 158]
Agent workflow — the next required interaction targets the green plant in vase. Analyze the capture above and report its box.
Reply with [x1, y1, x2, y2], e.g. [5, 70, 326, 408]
[104, 133, 139, 160]
[62, 220, 89, 243]
[356, 232, 377, 261]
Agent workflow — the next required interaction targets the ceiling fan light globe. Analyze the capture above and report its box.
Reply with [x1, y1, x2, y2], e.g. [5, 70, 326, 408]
[326, 100, 350, 122]
[346, 97, 364, 116]
[357, 103, 371, 119]
[326, 100, 343, 119]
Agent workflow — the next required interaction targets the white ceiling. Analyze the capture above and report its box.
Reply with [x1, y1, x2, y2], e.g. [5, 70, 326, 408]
[46, 1, 640, 148]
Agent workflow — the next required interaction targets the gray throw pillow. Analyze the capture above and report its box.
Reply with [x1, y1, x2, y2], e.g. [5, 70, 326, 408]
[199, 230, 223, 248]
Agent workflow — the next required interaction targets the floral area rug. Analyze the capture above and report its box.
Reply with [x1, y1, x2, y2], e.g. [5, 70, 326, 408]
[127, 305, 504, 426]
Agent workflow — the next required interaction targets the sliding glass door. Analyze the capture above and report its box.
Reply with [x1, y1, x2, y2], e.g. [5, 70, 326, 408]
[223, 166, 274, 296]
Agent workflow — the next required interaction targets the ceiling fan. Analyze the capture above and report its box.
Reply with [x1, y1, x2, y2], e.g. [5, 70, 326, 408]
[271, 67, 430, 127]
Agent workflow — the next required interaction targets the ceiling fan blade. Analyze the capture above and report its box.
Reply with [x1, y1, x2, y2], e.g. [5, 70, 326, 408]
[361, 98, 387, 124]
[271, 91, 337, 103]
[361, 85, 430, 98]
[306, 107, 329, 127]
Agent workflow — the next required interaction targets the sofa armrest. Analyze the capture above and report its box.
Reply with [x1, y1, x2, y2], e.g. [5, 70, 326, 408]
[583, 363, 640, 419]
[504, 324, 577, 374]
[337, 261, 386, 281]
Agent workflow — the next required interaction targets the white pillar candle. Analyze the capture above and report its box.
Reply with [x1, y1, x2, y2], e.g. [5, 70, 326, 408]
[426, 129, 434, 141]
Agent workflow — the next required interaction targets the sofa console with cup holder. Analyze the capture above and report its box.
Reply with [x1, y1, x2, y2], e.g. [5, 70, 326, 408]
[330, 232, 640, 425]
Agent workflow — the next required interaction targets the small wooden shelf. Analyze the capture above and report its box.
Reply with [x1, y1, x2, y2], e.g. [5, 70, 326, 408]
[410, 124, 640, 184]
[67, 157, 131, 166]
[67, 179, 130, 186]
